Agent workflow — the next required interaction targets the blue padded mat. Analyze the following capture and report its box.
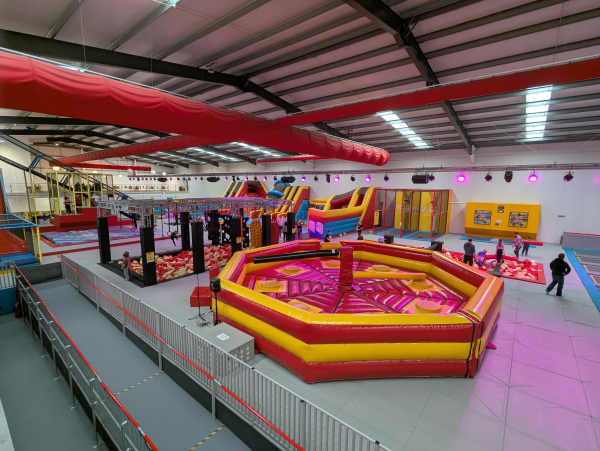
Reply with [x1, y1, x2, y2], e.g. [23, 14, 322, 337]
[0, 252, 40, 266]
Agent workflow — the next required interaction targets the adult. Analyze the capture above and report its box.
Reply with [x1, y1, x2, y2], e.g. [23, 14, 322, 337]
[357, 221, 363, 238]
[496, 239, 505, 264]
[131, 213, 138, 230]
[513, 232, 523, 259]
[64, 196, 72, 214]
[463, 237, 476, 266]
[546, 253, 571, 297]
[476, 249, 488, 268]
[122, 251, 131, 281]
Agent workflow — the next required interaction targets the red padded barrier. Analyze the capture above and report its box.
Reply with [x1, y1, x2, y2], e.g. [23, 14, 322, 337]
[221, 317, 469, 382]
[0, 51, 388, 167]
[218, 289, 474, 343]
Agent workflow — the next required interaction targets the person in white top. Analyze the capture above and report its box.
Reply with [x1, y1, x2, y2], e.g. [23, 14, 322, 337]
[277, 215, 284, 238]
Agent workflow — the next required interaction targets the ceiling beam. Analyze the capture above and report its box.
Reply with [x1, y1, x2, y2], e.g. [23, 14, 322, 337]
[341, 0, 475, 154]
[0, 29, 345, 138]
[46, 0, 85, 39]
[160, 150, 219, 167]
[196, 146, 257, 165]
[139, 155, 189, 169]
[45, 136, 109, 149]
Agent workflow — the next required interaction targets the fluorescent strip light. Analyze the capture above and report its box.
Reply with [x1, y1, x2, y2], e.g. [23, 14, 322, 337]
[526, 91, 552, 102]
[526, 125, 546, 132]
[400, 129, 415, 136]
[526, 105, 549, 114]
[526, 116, 547, 123]
[408, 136, 423, 142]
[525, 133, 544, 138]
[414, 142, 428, 147]
[381, 114, 400, 121]
[392, 122, 409, 129]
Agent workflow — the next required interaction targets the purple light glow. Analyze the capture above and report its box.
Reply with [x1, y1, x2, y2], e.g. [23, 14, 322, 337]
[244, 176, 248, 181]
[301, 176, 306, 182]
[529, 174, 538, 182]
[457, 174, 466, 182]
[334, 175, 340, 182]
[365, 175, 371, 182]
[263, 176, 267, 181]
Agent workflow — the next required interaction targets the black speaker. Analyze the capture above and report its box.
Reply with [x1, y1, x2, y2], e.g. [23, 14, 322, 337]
[281, 176, 296, 184]
[412, 174, 429, 184]
[210, 277, 221, 293]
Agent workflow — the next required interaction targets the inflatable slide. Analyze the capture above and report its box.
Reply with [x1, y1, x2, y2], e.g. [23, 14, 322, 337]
[268, 180, 310, 221]
[308, 187, 376, 238]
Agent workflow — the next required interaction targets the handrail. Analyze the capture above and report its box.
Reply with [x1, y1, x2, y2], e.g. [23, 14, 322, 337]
[58, 256, 306, 451]
[14, 264, 158, 451]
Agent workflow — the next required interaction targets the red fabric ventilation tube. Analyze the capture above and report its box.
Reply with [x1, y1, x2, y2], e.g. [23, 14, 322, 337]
[256, 155, 327, 163]
[0, 51, 389, 167]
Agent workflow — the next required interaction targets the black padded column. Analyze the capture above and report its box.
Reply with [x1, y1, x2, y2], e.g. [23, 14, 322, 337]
[209, 209, 220, 245]
[262, 214, 271, 247]
[140, 226, 157, 286]
[181, 212, 190, 251]
[191, 221, 205, 274]
[97, 216, 111, 263]
[231, 215, 243, 254]
[286, 211, 295, 242]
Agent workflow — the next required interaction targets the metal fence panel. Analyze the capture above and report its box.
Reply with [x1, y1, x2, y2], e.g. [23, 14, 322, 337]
[55, 257, 388, 451]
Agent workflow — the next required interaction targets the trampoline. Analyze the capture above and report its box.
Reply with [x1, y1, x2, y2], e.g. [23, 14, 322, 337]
[215, 239, 503, 383]
[42, 226, 141, 246]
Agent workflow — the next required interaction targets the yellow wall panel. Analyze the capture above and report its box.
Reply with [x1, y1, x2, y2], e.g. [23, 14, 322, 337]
[465, 202, 541, 240]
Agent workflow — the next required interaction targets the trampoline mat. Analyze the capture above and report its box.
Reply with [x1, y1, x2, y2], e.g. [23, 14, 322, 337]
[577, 257, 600, 265]
[582, 264, 600, 275]
[573, 250, 600, 258]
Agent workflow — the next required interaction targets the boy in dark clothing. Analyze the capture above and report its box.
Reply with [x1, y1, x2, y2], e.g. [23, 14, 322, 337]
[546, 253, 571, 297]
[463, 237, 475, 266]
[522, 237, 531, 256]
[324, 231, 331, 243]
[170, 230, 178, 246]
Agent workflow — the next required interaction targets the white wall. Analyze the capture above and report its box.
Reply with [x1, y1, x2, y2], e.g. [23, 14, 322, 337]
[3, 137, 599, 243]
[187, 142, 600, 243]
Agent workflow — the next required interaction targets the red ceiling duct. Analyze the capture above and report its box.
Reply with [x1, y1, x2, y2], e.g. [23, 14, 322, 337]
[65, 163, 152, 171]
[0, 51, 388, 166]
[273, 56, 600, 128]
[256, 155, 327, 163]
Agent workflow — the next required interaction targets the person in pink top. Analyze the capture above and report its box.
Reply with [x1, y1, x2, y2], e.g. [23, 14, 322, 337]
[496, 239, 505, 264]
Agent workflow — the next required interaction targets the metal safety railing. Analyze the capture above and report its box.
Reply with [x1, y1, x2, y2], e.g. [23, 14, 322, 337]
[59, 255, 388, 451]
[14, 265, 158, 451]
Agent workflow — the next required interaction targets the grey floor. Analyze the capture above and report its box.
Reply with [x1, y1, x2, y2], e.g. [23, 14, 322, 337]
[41, 232, 600, 451]
[33, 279, 249, 451]
[0, 314, 101, 451]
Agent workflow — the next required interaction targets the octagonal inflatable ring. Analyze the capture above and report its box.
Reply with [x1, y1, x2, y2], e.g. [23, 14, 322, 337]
[215, 239, 503, 383]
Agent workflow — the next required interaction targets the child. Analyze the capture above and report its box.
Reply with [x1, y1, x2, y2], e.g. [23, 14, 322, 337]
[496, 239, 505, 264]
[324, 231, 331, 243]
[64, 196, 72, 214]
[295, 220, 303, 240]
[357, 221, 363, 237]
[523, 237, 531, 256]
[171, 230, 178, 246]
[122, 251, 131, 281]
[513, 232, 523, 259]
